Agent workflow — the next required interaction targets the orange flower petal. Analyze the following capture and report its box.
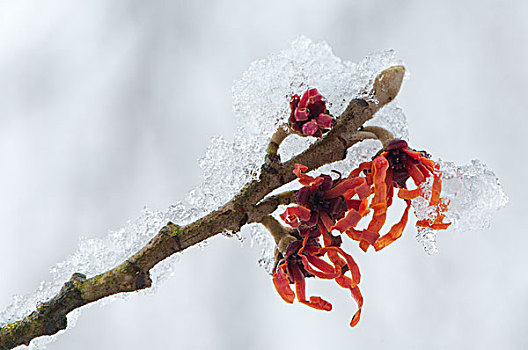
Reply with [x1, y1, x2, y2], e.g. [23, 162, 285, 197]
[272, 264, 295, 304]
[429, 173, 442, 205]
[374, 201, 411, 251]
[398, 187, 422, 200]
[326, 247, 361, 285]
[300, 255, 339, 279]
[302, 296, 333, 311]
[349, 287, 364, 327]
[333, 209, 362, 233]
[349, 161, 372, 177]
[280, 205, 311, 227]
[366, 156, 389, 233]
[293, 163, 316, 186]
[325, 177, 367, 199]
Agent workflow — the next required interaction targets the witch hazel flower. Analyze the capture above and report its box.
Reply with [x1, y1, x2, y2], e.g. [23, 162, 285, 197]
[272, 237, 363, 326]
[289, 88, 334, 137]
[331, 138, 451, 252]
[280, 164, 371, 246]
[276, 164, 371, 326]
[274, 137, 453, 327]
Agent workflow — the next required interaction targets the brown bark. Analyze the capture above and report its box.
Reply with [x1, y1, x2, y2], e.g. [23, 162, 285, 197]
[0, 66, 405, 350]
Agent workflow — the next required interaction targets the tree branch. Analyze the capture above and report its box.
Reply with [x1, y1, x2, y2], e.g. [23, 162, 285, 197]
[0, 65, 405, 349]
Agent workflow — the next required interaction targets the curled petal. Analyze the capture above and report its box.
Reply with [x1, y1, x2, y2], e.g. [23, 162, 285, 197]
[293, 271, 332, 311]
[300, 254, 339, 279]
[305, 254, 335, 274]
[302, 296, 333, 311]
[349, 161, 372, 177]
[335, 276, 363, 327]
[359, 241, 370, 252]
[374, 200, 411, 251]
[342, 183, 371, 200]
[371, 157, 389, 199]
[349, 287, 364, 327]
[333, 209, 362, 233]
[418, 156, 436, 173]
[325, 247, 361, 285]
[398, 187, 422, 200]
[318, 221, 336, 247]
[367, 204, 387, 233]
[404, 149, 436, 174]
[308, 297, 332, 311]
[366, 156, 389, 233]
[429, 173, 442, 205]
[416, 198, 451, 230]
[417, 163, 431, 178]
[280, 206, 311, 228]
[272, 264, 295, 304]
[325, 177, 367, 199]
[345, 228, 380, 247]
[293, 163, 316, 186]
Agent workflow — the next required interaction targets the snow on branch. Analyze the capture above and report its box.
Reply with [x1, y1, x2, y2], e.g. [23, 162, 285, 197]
[0, 38, 507, 349]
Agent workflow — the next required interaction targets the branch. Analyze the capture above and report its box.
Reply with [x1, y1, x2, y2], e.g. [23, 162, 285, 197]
[0, 65, 405, 349]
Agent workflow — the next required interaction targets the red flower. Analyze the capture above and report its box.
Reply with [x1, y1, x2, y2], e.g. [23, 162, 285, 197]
[272, 237, 363, 327]
[289, 88, 334, 137]
[280, 164, 370, 246]
[276, 164, 370, 326]
[333, 139, 451, 251]
[274, 139, 451, 328]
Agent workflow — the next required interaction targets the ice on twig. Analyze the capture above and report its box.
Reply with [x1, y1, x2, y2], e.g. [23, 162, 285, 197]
[4, 36, 502, 349]
[229, 36, 407, 268]
[0, 207, 177, 349]
[412, 159, 508, 254]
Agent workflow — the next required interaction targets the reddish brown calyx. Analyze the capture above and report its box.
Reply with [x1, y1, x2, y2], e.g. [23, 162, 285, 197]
[289, 88, 334, 137]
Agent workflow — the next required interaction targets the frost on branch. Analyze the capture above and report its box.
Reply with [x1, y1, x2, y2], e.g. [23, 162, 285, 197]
[228, 37, 407, 269]
[0, 208, 176, 349]
[413, 159, 508, 254]
[0, 36, 508, 348]
[0, 37, 407, 348]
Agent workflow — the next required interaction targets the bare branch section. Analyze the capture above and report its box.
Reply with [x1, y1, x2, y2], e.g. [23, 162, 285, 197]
[0, 66, 405, 349]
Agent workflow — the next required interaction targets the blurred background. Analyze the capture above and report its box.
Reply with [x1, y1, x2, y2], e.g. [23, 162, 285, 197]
[0, 0, 526, 349]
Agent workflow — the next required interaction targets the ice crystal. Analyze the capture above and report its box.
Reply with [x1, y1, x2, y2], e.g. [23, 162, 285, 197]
[198, 36, 408, 268]
[193, 36, 405, 217]
[1, 36, 451, 348]
[0, 207, 176, 348]
[412, 159, 508, 254]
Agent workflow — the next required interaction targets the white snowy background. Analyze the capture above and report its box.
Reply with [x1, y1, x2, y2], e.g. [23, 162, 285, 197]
[0, 0, 525, 349]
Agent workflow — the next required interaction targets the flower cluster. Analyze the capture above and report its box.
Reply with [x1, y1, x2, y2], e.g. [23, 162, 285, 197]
[289, 88, 334, 137]
[274, 139, 450, 327]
